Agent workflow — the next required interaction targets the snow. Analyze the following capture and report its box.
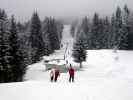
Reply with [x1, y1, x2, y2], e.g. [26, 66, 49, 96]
[0, 25, 133, 100]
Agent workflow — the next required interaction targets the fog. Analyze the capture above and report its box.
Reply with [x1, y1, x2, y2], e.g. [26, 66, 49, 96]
[0, 0, 132, 21]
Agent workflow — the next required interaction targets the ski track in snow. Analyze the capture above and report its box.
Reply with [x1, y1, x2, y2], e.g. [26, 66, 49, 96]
[0, 25, 133, 100]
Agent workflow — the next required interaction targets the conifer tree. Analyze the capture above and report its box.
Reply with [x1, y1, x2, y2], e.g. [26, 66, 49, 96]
[0, 9, 11, 82]
[8, 15, 26, 82]
[122, 4, 130, 49]
[128, 9, 133, 49]
[29, 12, 45, 63]
[102, 16, 111, 48]
[72, 34, 87, 68]
[91, 13, 100, 49]
[70, 24, 75, 37]
[43, 33, 52, 56]
[43, 17, 60, 53]
[110, 14, 116, 49]
[50, 18, 60, 50]
[114, 7, 123, 49]
[80, 17, 90, 49]
[80, 17, 89, 36]
[42, 17, 54, 54]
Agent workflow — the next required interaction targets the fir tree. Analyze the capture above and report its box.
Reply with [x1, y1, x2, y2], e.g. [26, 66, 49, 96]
[0, 9, 11, 82]
[122, 4, 130, 49]
[110, 14, 116, 49]
[56, 20, 63, 43]
[50, 18, 60, 50]
[102, 16, 111, 49]
[70, 24, 75, 37]
[29, 12, 45, 63]
[42, 17, 54, 54]
[0, 10, 6, 82]
[114, 7, 123, 49]
[43, 17, 60, 52]
[8, 15, 26, 82]
[43, 33, 52, 56]
[80, 17, 89, 36]
[113, 6, 128, 50]
[128, 10, 133, 49]
[80, 17, 90, 49]
[72, 34, 87, 68]
[91, 13, 100, 49]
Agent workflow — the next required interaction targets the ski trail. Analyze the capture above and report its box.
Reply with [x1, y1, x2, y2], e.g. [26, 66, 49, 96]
[61, 25, 73, 60]
[25, 25, 74, 80]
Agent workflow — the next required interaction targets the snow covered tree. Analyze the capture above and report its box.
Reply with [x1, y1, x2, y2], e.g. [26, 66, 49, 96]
[43, 33, 52, 56]
[70, 20, 78, 38]
[115, 7, 123, 49]
[80, 17, 91, 49]
[72, 34, 87, 68]
[123, 5, 130, 25]
[0, 9, 11, 82]
[102, 16, 111, 49]
[128, 12, 133, 49]
[96, 18, 104, 49]
[29, 12, 45, 63]
[91, 13, 100, 49]
[8, 15, 27, 82]
[19, 35, 32, 66]
[80, 17, 89, 36]
[0, 9, 5, 69]
[42, 17, 54, 54]
[0, 11, 27, 82]
[0, 10, 6, 82]
[122, 4, 130, 50]
[114, 6, 128, 50]
[42, 17, 60, 53]
[109, 14, 116, 49]
[56, 20, 63, 43]
[75, 5, 133, 50]
[70, 24, 75, 37]
[49, 18, 60, 50]
[17, 22, 25, 33]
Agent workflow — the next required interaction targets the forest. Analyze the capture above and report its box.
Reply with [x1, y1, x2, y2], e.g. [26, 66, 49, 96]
[0, 4, 133, 83]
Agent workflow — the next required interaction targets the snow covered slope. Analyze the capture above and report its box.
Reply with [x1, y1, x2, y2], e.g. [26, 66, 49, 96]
[0, 50, 133, 100]
[0, 25, 133, 100]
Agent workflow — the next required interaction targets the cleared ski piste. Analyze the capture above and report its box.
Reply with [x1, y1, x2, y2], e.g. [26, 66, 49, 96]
[0, 25, 133, 100]
[0, 50, 133, 100]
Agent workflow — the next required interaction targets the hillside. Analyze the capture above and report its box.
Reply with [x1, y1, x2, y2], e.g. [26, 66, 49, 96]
[0, 25, 133, 100]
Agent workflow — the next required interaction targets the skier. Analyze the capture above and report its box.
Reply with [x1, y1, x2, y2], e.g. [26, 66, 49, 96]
[54, 67, 60, 82]
[68, 64, 75, 82]
[50, 68, 55, 82]
[66, 60, 68, 64]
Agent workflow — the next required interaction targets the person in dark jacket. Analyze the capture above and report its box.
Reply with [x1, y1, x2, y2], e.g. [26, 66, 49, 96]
[50, 68, 55, 82]
[54, 68, 60, 82]
[68, 64, 75, 82]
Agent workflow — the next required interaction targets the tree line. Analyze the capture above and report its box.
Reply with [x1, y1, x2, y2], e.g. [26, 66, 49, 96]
[71, 5, 133, 50]
[0, 9, 63, 83]
[72, 5, 133, 68]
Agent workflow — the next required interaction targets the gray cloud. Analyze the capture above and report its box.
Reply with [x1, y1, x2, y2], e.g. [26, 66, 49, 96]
[0, 0, 132, 21]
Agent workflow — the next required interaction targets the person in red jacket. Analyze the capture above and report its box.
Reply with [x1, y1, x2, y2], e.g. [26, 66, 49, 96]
[68, 64, 75, 82]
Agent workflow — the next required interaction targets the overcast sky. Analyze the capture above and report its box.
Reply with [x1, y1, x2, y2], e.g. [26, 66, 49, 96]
[0, 0, 132, 21]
